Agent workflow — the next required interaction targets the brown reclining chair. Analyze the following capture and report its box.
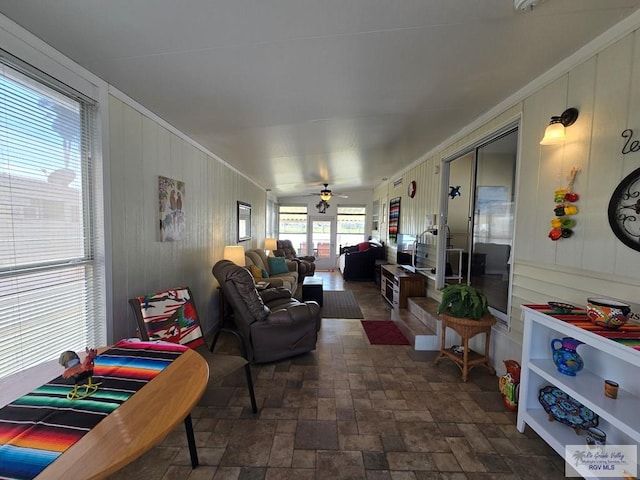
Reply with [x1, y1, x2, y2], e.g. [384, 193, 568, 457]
[212, 259, 321, 363]
[274, 239, 316, 281]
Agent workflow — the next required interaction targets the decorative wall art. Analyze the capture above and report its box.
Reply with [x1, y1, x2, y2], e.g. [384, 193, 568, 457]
[237, 201, 252, 242]
[158, 176, 185, 241]
[548, 167, 580, 241]
[389, 197, 401, 243]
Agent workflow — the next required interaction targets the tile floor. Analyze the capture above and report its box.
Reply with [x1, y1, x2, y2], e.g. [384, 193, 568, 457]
[108, 271, 567, 480]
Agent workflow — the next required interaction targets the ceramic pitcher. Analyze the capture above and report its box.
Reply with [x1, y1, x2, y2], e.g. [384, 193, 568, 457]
[551, 336, 584, 376]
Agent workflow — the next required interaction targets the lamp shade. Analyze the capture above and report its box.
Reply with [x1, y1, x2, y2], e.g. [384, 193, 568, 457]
[264, 237, 277, 251]
[540, 122, 566, 145]
[223, 245, 245, 266]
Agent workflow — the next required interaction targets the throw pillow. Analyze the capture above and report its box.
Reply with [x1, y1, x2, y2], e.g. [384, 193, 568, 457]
[262, 268, 269, 278]
[358, 242, 370, 252]
[249, 264, 263, 279]
[268, 256, 288, 275]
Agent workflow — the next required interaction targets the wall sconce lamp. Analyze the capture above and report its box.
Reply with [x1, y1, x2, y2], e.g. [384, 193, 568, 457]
[264, 237, 277, 255]
[223, 245, 245, 266]
[540, 107, 579, 145]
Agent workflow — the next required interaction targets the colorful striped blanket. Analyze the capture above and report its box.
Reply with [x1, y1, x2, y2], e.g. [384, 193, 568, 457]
[0, 339, 187, 480]
[524, 304, 640, 351]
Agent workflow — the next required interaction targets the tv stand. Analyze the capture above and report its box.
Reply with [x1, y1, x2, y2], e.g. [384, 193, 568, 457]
[380, 264, 425, 308]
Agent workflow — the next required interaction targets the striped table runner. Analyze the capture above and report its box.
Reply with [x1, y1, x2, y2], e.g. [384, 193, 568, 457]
[524, 304, 640, 351]
[0, 339, 188, 480]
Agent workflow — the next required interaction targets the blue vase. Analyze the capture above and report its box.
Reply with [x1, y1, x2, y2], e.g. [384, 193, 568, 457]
[551, 337, 584, 376]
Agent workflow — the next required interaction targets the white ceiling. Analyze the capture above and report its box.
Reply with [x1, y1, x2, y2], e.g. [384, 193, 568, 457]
[1, 0, 639, 197]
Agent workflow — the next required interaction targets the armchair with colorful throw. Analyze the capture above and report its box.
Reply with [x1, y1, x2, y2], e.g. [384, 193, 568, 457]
[128, 286, 257, 412]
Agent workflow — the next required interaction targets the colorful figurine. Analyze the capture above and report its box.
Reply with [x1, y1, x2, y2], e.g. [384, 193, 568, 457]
[59, 347, 101, 400]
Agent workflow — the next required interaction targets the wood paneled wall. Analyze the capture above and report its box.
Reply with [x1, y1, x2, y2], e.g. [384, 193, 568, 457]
[108, 96, 266, 342]
[374, 28, 640, 347]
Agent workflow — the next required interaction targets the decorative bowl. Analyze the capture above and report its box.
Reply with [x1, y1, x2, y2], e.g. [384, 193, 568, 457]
[587, 297, 631, 329]
[548, 302, 576, 315]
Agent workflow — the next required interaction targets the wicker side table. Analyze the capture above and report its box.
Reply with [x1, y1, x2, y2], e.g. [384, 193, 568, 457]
[434, 312, 496, 382]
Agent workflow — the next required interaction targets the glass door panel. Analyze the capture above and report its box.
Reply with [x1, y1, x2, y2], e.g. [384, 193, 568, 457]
[470, 129, 517, 318]
[309, 217, 335, 270]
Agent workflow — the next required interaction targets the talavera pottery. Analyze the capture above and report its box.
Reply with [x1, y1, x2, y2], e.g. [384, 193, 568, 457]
[551, 337, 584, 376]
[587, 297, 631, 329]
[538, 386, 599, 432]
[548, 301, 576, 314]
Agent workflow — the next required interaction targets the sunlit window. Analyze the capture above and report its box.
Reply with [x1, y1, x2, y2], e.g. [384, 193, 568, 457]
[278, 205, 309, 255]
[336, 206, 366, 253]
[0, 54, 104, 379]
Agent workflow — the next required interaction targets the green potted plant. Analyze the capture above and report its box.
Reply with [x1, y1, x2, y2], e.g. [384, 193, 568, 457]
[436, 283, 489, 320]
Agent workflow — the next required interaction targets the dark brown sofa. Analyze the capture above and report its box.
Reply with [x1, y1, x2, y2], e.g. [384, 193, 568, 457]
[212, 259, 321, 363]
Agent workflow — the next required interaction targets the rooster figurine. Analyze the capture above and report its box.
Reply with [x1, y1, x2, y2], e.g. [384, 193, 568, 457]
[59, 347, 101, 400]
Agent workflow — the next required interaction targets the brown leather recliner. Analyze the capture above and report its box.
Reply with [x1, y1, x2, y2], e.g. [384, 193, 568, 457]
[274, 239, 316, 280]
[212, 259, 321, 363]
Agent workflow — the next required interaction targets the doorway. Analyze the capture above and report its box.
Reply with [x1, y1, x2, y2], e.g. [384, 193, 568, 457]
[441, 126, 518, 323]
[309, 216, 336, 270]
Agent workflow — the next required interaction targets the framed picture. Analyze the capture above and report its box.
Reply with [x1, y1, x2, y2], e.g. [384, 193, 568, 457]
[158, 176, 185, 241]
[237, 201, 251, 242]
[389, 197, 400, 244]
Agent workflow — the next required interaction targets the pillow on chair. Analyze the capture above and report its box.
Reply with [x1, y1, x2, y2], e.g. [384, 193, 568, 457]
[249, 265, 263, 279]
[268, 256, 289, 275]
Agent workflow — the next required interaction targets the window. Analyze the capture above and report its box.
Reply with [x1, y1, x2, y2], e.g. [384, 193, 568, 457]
[278, 205, 308, 254]
[0, 54, 104, 379]
[336, 206, 366, 253]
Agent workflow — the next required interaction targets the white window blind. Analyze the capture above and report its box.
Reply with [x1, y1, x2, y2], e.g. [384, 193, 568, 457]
[0, 53, 105, 379]
[336, 206, 366, 252]
[278, 205, 309, 254]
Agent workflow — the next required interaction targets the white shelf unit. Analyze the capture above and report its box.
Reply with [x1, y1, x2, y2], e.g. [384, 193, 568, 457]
[517, 306, 640, 478]
[445, 248, 464, 282]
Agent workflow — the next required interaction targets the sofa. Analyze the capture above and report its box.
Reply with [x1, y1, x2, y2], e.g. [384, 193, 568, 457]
[273, 239, 316, 281]
[244, 248, 298, 295]
[212, 259, 321, 363]
[339, 241, 386, 281]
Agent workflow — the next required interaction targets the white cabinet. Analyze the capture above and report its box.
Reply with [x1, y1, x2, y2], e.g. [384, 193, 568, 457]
[517, 306, 640, 478]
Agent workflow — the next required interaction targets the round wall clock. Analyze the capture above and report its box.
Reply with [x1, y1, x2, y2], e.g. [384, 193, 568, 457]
[408, 180, 417, 198]
[607, 166, 640, 252]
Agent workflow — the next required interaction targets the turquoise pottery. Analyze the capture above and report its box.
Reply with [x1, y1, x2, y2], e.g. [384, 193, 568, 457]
[551, 337, 584, 376]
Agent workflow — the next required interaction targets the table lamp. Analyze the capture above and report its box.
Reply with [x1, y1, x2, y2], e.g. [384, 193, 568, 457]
[223, 245, 245, 266]
[264, 237, 277, 256]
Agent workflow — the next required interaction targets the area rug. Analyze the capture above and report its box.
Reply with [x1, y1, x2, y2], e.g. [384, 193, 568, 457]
[361, 320, 411, 345]
[321, 291, 364, 319]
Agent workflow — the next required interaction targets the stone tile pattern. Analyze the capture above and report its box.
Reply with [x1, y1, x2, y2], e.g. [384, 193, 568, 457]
[108, 273, 564, 480]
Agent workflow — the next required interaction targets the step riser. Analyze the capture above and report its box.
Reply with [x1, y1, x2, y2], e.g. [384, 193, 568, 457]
[401, 297, 442, 351]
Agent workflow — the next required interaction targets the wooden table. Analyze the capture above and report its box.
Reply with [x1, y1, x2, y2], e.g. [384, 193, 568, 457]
[36, 347, 209, 479]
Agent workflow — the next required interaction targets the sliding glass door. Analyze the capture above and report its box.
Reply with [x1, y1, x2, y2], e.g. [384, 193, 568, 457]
[442, 127, 518, 323]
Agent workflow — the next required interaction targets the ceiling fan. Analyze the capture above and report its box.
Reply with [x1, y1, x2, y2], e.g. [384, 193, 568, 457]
[310, 183, 349, 201]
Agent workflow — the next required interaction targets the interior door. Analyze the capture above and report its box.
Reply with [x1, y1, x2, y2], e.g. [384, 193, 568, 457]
[309, 216, 336, 270]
